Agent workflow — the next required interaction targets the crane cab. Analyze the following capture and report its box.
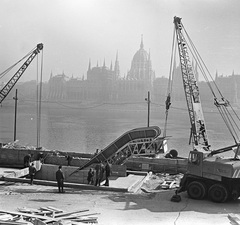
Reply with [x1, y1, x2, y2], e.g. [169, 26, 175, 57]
[187, 151, 203, 177]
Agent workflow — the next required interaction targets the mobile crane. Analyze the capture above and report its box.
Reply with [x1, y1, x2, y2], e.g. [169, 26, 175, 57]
[171, 16, 240, 203]
[0, 43, 43, 104]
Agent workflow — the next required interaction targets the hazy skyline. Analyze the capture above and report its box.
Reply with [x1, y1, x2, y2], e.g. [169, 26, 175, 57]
[0, 0, 240, 83]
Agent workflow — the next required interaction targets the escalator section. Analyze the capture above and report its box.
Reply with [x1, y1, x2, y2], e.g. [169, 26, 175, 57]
[76, 126, 161, 171]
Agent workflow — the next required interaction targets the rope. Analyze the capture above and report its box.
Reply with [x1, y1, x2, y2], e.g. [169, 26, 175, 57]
[181, 23, 240, 144]
[163, 26, 176, 137]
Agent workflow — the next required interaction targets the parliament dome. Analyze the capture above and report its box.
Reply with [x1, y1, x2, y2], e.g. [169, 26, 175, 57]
[132, 37, 149, 63]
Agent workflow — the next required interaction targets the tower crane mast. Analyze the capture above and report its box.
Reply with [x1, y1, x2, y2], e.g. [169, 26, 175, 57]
[0, 43, 43, 104]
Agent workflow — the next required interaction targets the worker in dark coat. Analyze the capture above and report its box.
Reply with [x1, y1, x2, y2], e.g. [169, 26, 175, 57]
[99, 162, 105, 185]
[24, 154, 32, 168]
[95, 162, 101, 186]
[104, 161, 111, 186]
[66, 155, 73, 166]
[87, 168, 95, 185]
[95, 161, 105, 186]
[29, 163, 37, 185]
[56, 165, 64, 193]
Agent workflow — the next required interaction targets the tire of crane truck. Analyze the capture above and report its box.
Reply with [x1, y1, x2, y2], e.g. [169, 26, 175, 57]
[187, 181, 207, 200]
[208, 183, 229, 203]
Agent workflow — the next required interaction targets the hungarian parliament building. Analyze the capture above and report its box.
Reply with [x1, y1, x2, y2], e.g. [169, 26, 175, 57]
[9, 38, 240, 106]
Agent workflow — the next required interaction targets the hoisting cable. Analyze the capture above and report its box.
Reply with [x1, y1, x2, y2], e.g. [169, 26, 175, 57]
[0, 47, 37, 80]
[187, 31, 240, 140]
[36, 48, 44, 149]
[219, 106, 238, 143]
[163, 26, 176, 137]
[224, 105, 240, 133]
[39, 47, 44, 148]
[36, 54, 39, 148]
[182, 24, 240, 142]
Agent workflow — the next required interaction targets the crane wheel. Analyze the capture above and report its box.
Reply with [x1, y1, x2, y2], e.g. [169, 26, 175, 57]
[187, 181, 206, 200]
[208, 184, 229, 203]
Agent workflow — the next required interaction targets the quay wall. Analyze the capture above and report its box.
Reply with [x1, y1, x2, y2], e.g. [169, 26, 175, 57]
[0, 147, 92, 168]
[34, 164, 127, 184]
[0, 148, 187, 174]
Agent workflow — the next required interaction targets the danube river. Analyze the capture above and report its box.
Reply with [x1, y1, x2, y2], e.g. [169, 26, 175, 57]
[0, 100, 237, 157]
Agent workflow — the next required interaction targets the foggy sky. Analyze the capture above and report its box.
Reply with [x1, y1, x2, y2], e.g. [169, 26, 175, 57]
[0, 0, 240, 83]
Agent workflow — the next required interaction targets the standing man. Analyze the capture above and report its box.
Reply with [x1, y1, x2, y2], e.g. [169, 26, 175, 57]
[29, 163, 37, 185]
[56, 165, 64, 193]
[98, 161, 105, 186]
[104, 161, 111, 186]
[87, 168, 95, 185]
[24, 154, 32, 168]
[95, 162, 101, 186]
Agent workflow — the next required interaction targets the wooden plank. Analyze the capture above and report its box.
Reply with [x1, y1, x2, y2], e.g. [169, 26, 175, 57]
[0, 220, 28, 225]
[71, 222, 89, 225]
[71, 213, 100, 218]
[17, 208, 42, 214]
[57, 212, 99, 220]
[39, 207, 53, 213]
[34, 211, 52, 216]
[43, 210, 89, 223]
[228, 214, 240, 225]
[46, 207, 63, 213]
[33, 219, 47, 225]
[54, 210, 89, 218]
[71, 218, 97, 223]
[0, 211, 54, 221]
[0, 214, 14, 220]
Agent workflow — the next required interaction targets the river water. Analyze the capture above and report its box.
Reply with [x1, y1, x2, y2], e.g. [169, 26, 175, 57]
[0, 100, 237, 157]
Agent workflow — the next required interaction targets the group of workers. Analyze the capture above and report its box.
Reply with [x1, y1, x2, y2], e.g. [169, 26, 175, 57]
[87, 161, 111, 186]
[24, 153, 111, 193]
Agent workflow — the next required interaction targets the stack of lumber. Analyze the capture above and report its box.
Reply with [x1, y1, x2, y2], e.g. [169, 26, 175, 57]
[0, 206, 99, 225]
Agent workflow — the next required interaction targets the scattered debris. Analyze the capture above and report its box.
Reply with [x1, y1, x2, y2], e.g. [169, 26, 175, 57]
[140, 173, 183, 193]
[0, 206, 99, 224]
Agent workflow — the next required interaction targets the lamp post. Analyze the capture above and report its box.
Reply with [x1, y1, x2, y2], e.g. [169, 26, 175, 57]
[13, 89, 18, 141]
[145, 91, 150, 127]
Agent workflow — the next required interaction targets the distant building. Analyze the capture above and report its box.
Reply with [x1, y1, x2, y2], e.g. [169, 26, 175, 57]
[215, 71, 240, 104]
[116, 36, 155, 102]
[10, 38, 239, 107]
[47, 36, 156, 103]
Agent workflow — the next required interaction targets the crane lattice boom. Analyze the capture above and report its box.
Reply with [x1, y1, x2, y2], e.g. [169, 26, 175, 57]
[0, 43, 43, 104]
[173, 17, 209, 150]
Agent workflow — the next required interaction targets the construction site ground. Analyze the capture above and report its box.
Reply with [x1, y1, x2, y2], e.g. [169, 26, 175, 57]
[0, 168, 240, 225]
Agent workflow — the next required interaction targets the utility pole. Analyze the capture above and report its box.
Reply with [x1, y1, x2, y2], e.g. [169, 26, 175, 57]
[145, 91, 150, 127]
[13, 89, 18, 141]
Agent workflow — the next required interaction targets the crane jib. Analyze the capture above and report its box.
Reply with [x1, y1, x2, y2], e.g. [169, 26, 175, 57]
[173, 17, 210, 150]
[0, 43, 43, 104]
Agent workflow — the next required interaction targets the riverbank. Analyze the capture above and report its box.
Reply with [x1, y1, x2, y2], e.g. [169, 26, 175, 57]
[0, 179, 239, 225]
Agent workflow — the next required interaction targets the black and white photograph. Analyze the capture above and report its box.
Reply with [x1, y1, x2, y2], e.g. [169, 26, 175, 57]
[0, 0, 240, 224]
